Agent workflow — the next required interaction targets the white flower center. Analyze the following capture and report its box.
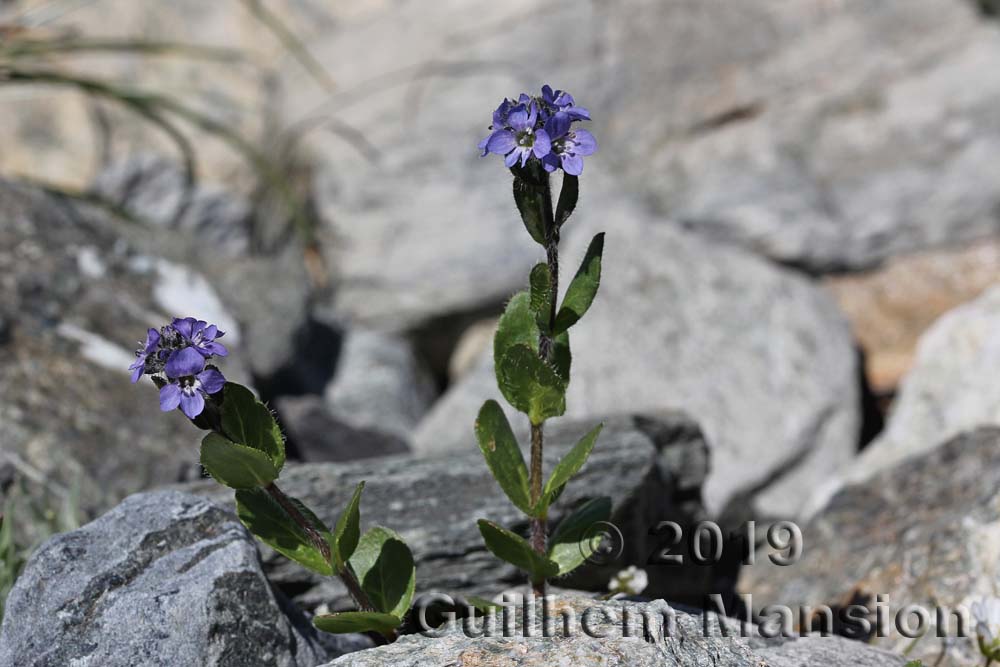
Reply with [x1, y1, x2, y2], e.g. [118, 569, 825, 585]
[182, 377, 202, 396]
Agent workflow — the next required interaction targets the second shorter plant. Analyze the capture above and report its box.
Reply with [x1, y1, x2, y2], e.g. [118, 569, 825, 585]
[129, 317, 415, 641]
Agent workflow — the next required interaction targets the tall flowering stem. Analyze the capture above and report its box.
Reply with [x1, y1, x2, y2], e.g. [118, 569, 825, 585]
[129, 318, 416, 642]
[525, 162, 561, 595]
[474, 86, 611, 599]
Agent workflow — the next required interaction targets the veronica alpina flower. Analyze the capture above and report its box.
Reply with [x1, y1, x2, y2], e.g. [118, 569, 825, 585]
[608, 566, 648, 596]
[972, 597, 1000, 660]
[484, 101, 552, 168]
[159, 347, 225, 418]
[129, 328, 162, 383]
[129, 317, 228, 418]
[541, 84, 591, 122]
[172, 317, 228, 358]
[542, 114, 597, 176]
[479, 86, 595, 173]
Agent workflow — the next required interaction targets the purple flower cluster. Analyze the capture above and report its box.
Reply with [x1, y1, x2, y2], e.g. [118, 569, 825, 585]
[478, 85, 597, 175]
[129, 317, 227, 419]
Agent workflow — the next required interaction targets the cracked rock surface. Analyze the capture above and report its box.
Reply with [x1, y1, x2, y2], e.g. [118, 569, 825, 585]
[0, 490, 334, 667]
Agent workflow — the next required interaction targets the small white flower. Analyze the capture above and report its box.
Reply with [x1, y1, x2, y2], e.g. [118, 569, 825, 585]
[972, 596, 1000, 660]
[608, 565, 648, 596]
[973, 597, 1000, 642]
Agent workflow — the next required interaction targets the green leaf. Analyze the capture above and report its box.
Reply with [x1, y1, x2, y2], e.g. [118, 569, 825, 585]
[235, 487, 333, 575]
[512, 170, 550, 246]
[220, 382, 285, 471]
[555, 173, 579, 228]
[494, 292, 539, 361]
[551, 330, 571, 384]
[529, 263, 553, 334]
[313, 611, 401, 636]
[496, 344, 567, 425]
[477, 519, 558, 580]
[475, 400, 532, 515]
[553, 232, 605, 335]
[349, 526, 416, 618]
[200, 433, 279, 489]
[332, 481, 365, 572]
[547, 496, 612, 576]
[545, 482, 568, 508]
[537, 423, 603, 513]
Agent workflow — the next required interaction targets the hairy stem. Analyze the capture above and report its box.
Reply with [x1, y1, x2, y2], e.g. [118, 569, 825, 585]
[545, 233, 560, 338]
[529, 423, 546, 597]
[264, 483, 376, 613]
[538, 174, 559, 360]
[529, 171, 559, 598]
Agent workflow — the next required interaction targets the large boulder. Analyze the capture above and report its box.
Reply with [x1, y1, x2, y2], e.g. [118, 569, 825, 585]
[414, 198, 860, 518]
[740, 427, 1000, 667]
[185, 411, 716, 612]
[0, 179, 235, 542]
[322, 596, 906, 667]
[606, 0, 1000, 272]
[0, 490, 335, 667]
[298, 0, 1000, 333]
[847, 284, 1000, 483]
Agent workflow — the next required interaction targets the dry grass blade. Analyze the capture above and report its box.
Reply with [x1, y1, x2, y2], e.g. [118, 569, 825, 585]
[238, 0, 336, 93]
[0, 66, 198, 223]
[0, 66, 315, 241]
[0, 38, 247, 62]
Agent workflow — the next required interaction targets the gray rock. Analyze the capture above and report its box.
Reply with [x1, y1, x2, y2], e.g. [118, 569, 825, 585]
[273, 395, 410, 463]
[602, 0, 1000, 272]
[844, 284, 1000, 486]
[322, 595, 904, 667]
[413, 197, 860, 518]
[751, 635, 906, 667]
[323, 329, 436, 442]
[327, 597, 761, 667]
[92, 154, 253, 257]
[0, 179, 221, 543]
[272, 329, 435, 461]
[0, 490, 333, 667]
[185, 411, 715, 612]
[304, 0, 1000, 337]
[740, 427, 1000, 667]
